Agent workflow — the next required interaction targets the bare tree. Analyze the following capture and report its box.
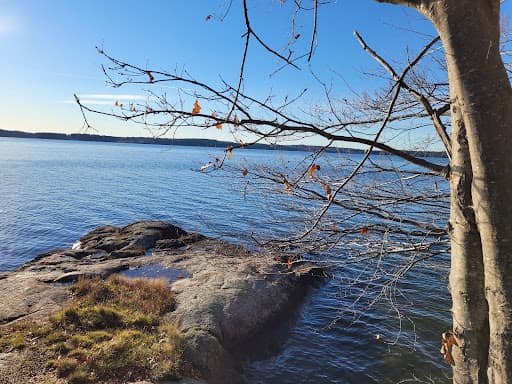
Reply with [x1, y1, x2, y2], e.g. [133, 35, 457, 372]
[76, 1, 512, 383]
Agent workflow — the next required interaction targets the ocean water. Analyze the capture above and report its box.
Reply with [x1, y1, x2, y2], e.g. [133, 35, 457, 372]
[0, 137, 451, 383]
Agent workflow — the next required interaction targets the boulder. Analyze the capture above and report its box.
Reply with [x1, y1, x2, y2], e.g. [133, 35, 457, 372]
[78, 221, 187, 253]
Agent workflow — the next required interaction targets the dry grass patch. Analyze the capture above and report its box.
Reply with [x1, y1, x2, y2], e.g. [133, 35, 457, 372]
[0, 274, 188, 383]
[71, 274, 175, 315]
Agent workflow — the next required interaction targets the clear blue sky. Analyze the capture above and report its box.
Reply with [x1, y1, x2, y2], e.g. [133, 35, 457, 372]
[1, 1, 511, 144]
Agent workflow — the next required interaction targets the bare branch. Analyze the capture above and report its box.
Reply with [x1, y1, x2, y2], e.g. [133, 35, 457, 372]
[354, 31, 452, 159]
[272, 33, 444, 243]
[308, 0, 318, 61]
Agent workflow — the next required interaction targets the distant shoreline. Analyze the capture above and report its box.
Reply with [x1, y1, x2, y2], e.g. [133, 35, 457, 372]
[0, 128, 447, 158]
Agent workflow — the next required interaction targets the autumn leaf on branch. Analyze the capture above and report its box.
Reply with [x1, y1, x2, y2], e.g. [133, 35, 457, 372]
[225, 146, 234, 160]
[205, 14, 212, 22]
[233, 114, 240, 127]
[440, 331, 458, 366]
[321, 182, 332, 201]
[192, 99, 201, 115]
[283, 179, 292, 194]
[242, 168, 248, 177]
[359, 227, 369, 236]
[211, 113, 222, 129]
[308, 164, 321, 178]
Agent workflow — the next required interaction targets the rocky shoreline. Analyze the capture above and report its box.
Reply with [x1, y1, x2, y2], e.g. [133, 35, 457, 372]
[0, 221, 324, 383]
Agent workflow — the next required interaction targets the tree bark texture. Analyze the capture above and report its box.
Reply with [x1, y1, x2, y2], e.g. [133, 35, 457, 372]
[448, 98, 489, 384]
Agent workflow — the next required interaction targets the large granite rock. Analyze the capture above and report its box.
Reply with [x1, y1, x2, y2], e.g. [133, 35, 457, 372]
[0, 221, 323, 384]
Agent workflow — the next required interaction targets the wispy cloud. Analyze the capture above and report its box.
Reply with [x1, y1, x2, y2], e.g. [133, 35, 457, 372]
[63, 93, 149, 106]
[62, 99, 117, 106]
[78, 94, 148, 101]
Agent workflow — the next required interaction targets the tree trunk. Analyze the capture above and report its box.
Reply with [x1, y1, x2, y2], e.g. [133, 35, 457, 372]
[426, 1, 512, 382]
[448, 99, 489, 383]
[377, 0, 512, 382]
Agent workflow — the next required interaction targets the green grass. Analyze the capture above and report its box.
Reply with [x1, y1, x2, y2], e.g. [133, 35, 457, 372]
[0, 274, 188, 383]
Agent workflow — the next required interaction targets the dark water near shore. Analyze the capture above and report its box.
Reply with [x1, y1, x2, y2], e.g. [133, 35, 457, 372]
[0, 137, 451, 383]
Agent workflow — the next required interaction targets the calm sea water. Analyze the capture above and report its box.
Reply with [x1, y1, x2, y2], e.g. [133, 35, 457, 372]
[0, 137, 451, 383]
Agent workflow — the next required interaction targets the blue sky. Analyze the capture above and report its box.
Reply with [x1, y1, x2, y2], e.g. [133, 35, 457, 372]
[1, 1, 510, 145]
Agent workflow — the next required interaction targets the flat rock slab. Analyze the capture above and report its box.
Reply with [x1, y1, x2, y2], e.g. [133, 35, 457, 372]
[0, 221, 323, 383]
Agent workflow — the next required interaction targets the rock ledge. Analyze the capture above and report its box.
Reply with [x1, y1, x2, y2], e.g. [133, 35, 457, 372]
[0, 221, 323, 384]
